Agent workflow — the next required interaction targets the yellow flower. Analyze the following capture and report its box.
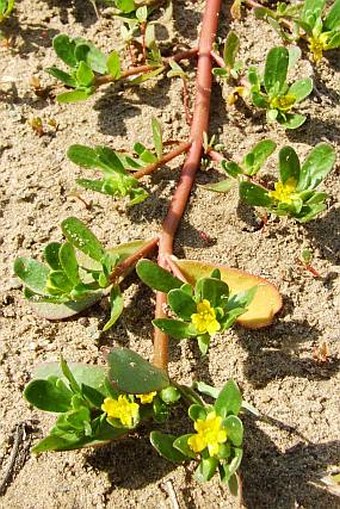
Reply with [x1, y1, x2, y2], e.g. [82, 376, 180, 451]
[101, 395, 139, 428]
[188, 411, 227, 457]
[270, 94, 296, 112]
[191, 299, 221, 336]
[136, 391, 157, 404]
[268, 178, 298, 204]
[308, 32, 329, 62]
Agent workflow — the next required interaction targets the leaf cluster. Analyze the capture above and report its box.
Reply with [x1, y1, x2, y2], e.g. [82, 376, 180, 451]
[247, 46, 313, 129]
[24, 349, 179, 453]
[239, 143, 335, 222]
[255, 0, 340, 61]
[137, 260, 256, 354]
[14, 218, 151, 329]
[212, 31, 242, 80]
[47, 34, 122, 103]
[67, 118, 163, 205]
[151, 379, 244, 492]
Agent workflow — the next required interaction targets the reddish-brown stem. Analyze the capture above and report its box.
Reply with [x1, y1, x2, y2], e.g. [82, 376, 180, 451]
[211, 50, 225, 68]
[95, 48, 198, 88]
[133, 141, 192, 179]
[182, 77, 193, 126]
[153, 0, 222, 370]
[109, 237, 159, 284]
[206, 148, 224, 163]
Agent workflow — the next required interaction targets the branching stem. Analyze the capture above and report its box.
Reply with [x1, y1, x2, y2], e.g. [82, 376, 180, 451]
[134, 141, 192, 179]
[153, 0, 222, 370]
[95, 48, 198, 87]
[109, 237, 159, 284]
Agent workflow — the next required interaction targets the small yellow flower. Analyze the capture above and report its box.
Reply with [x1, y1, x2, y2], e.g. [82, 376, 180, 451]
[101, 395, 139, 428]
[268, 178, 298, 204]
[191, 299, 221, 336]
[188, 411, 227, 457]
[270, 94, 296, 112]
[136, 391, 157, 404]
[308, 32, 329, 62]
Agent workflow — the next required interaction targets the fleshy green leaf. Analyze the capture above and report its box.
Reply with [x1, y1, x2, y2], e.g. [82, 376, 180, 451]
[103, 285, 124, 331]
[167, 288, 196, 321]
[76, 61, 95, 87]
[200, 178, 235, 193]
[152, 319, 194, 340]
[298, 143, 335, 191]
[324, 0, 340, 30]
[242, 140, 277, 176]
[215, 380, 242, 417]
[108, 347, 170, 393]
[301, 0, 326, 28]
[14, 258, 50, 295]
[223, 31, 240, 69]
[24, 378, 72, 412]
[33, 362, 107, 394]
[150, 432, 187, 463]
[195, 457, 219, 482]
[188, 404, 207, 421]
[61, 217, 105, 262]
[107, 51, 121, 79]
[239, 181, 272, 207]
[44, 242, 62, 270]
[53, 34, 77, 67]
[224, 415, 243, 446]
[46, 67, 77, 88]
[59, 242, 80, 285]
[136, 259, 183, 292]
[277, 112, 306, 129]
[195, 277, 229, 307]
[151, 117, 163, 159]
[279, 146, 300, 184]
[57, 89, 93, 103]
[173, 434, 197, 459]
[222, 161, 243, 178]
[264, 46, 289, 94]
[288, 78, 313, 103]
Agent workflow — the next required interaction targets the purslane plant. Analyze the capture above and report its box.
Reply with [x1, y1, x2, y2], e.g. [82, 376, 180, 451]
[253, 0, 340, 62]
[13, 0, 335, 492]
[206, 141, 335, 223]
[137, 260, 256, 355]
[246, 46, 313, 129]
[14, 217, 157, 329]
[239, 143, 336, 222]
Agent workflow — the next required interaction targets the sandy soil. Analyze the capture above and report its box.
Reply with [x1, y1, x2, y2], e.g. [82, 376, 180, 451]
[0, 0, 339, 508]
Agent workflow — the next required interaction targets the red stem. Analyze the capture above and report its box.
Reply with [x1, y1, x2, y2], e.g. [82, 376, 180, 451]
[109, 237, 158, 283]
[153, 0, 222, 370]
[95, 48, 198, 87]
[133, 141, 192, 179]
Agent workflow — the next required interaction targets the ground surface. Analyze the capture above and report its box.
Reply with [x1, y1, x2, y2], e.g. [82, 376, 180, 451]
[0, 1, 339, 508]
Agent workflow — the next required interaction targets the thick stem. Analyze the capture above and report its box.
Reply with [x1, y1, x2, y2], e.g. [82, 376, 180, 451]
[109, 237, 158, 284]
[95, 48, 198, 88]
[153, 0, 222, 370]
[133, 141, 192, 179]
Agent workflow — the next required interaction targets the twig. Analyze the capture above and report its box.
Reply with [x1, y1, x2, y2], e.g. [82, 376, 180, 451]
[95, 48, 198, 88]
[153, 0, 222, 370]
[109, 237, 159, 284]
[211, 50, 225, 68]
[206, 148, 224, 163]
[0, 423, 28, 496]
[161, 479, 180, 509]
[133, 141, 192, 179]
